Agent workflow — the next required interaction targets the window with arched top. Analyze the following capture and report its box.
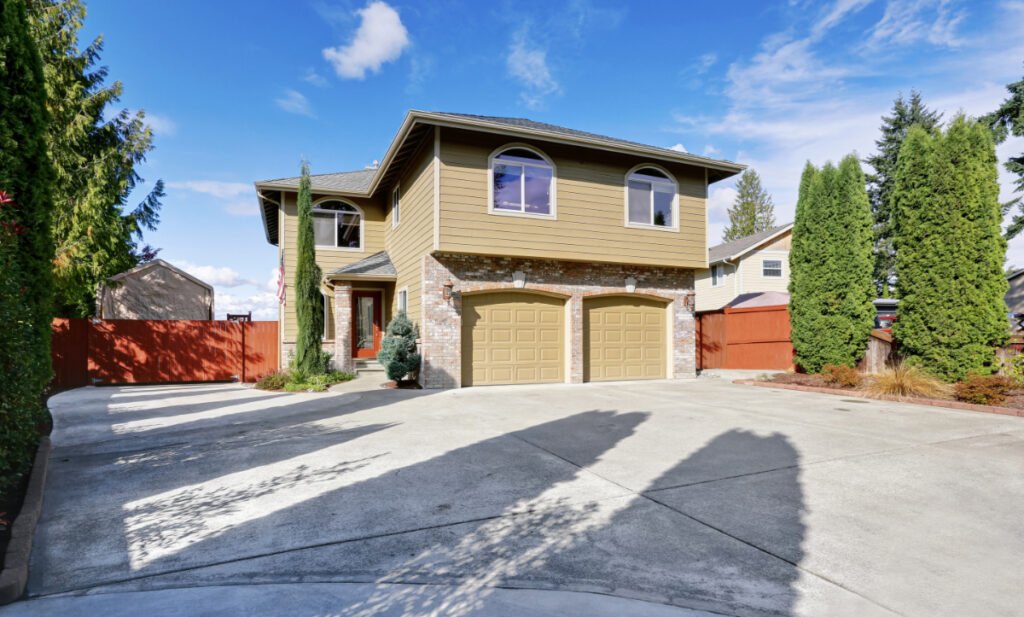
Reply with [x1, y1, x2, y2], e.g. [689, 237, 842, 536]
[489, 145, 556, 217]
[626, 166, 678, 230]
[312, 199, 363, 249]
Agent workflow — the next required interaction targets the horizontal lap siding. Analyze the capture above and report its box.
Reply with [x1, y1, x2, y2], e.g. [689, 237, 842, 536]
[737, 248, 791, 295]
[437, 129, 707, 268]
[385, 133, 434, 329]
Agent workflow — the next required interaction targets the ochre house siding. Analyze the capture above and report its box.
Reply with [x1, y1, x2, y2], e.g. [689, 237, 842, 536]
[384, 131, 434, 330]
[280, 191, 386, 343]
[437, 128, 708, 269]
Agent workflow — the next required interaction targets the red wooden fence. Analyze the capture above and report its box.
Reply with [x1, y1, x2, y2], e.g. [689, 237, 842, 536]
[697, 304, 795, 370]
[51, 318, 278, 387]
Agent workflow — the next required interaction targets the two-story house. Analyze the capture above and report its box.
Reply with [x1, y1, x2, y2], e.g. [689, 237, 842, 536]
[255, 111, 743, 388]
[694, 223, 793, 313]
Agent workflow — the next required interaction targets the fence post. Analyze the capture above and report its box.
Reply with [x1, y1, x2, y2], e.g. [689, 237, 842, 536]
[241, 321, 247, 383]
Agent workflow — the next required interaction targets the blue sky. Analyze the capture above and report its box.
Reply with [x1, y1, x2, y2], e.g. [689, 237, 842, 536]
[81, 0, 1024, 318]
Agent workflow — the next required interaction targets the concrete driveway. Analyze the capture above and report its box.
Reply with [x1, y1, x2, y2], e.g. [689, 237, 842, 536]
[4, 377, 1023, 616]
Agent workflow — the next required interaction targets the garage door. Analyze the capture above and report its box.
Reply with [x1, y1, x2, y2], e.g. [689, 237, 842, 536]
[462, 292, 565, 386]
[584, 296, 667, 382]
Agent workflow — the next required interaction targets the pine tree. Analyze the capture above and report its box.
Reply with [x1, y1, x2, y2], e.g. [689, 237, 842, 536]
[0, 0, 55, 480]
[788, 157, 875, 372]
[893, 118, 1008, 381]
[377, 311, 421, 382]
[982, 66, 1024, 239]
[292, 162, 329, 377]
[722, 169, 776, 241]
[865, 91, 942, 297]
[27, 0, 165, 316]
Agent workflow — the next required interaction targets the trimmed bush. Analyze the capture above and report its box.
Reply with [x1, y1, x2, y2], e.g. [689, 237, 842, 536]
[954, 375, 1014, 406]
[255, 371, 290, 391]
[821, 364, 862, 389]
[377, 311, 421, 382]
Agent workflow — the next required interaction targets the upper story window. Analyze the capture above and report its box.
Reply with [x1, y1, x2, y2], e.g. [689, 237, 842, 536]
[626, 166, 677, 230]
[711, 264, 725, 288]
[489, 146, 555, 217]
[312, 200, 362, 250]
[391, 187, 401, 229]
[397, 288, 408, 314]
[763, 259, 783, 278]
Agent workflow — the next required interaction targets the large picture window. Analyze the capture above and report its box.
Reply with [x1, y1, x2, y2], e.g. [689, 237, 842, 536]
[312, 200, 362, 249]
[490, 146, 555, 217]
[626, 166, 677, 229]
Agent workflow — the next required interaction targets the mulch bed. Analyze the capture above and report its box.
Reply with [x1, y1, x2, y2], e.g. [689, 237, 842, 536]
[383, 380, 422, 389]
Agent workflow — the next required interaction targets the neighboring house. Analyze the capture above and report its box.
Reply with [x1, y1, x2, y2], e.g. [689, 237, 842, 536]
[694, 223, 793, 313]
[1007, 270, 1024, 319]
[97, 259, 214, 320]
[255, 111, 743, 388]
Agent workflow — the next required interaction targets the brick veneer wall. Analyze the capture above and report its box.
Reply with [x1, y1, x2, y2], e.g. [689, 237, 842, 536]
[332, 284, 354, 373]
[420, 252, 696, 389]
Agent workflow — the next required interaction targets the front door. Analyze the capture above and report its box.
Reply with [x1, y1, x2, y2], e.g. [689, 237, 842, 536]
[352, 290, 383, 359]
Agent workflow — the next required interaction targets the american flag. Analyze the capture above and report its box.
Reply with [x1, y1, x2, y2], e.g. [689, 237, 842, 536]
[276, 256, 286, 305]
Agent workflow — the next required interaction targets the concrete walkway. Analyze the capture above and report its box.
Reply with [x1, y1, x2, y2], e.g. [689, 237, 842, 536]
[5, 379, 1023, 616]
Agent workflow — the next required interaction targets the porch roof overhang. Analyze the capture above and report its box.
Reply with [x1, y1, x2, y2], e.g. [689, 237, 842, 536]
[323, 251, 398, 284]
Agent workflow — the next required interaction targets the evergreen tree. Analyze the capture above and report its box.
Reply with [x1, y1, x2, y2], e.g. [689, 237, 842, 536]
[865, 91, 942, 296]
[788, 157, 875, 372]
[982, 66, 1024, 239]
[0, 0, 55, 480]
[893, 118, 1008, 381]
[27, 0, 165, 316]
[722, 169, 776, 241]
[292, 161, 329, 377]
[376, 311, 421, 382]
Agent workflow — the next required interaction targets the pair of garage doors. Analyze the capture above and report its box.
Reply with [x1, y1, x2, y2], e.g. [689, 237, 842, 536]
[461, 292, 667, 386]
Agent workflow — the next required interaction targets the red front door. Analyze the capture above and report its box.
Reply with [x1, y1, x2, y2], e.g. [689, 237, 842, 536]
[352, 290, 383, 359]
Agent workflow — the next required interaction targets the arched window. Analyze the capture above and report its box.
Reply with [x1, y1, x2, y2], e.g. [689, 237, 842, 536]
[489, 145, 556, 217]
[626, 166, 678, 229]
[312, 199, 363, 249]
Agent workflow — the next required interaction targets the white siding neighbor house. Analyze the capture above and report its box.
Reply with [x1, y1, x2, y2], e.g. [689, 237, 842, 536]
[694, 224, 793, 313]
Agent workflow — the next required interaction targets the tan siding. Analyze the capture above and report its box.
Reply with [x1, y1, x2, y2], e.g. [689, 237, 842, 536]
[763, 234, 792, 251]
[437, 128, 708, 268]
[281, 192, 386, 342]
[384, 132, 435, 329]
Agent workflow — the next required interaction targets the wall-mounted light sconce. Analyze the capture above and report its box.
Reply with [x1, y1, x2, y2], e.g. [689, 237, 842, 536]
[512, 271, 526, 289]
[442, 279, 455, 301]
[624, 276, 637, 294]
[684, 293, 695, 312]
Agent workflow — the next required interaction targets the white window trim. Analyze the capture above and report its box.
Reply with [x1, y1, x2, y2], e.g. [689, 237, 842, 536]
[312, 197, 365, 252]
[487, 143, 557, 220]
[762, 258, 784, 278]
[623, 163, 680, 233]
[392, 186, 401, 229]
[711, 264, 725, 288]
[397, 287, 408, 315]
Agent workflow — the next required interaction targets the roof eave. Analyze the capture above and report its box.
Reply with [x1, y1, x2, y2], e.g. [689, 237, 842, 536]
[708, 223, 795, 265]
[324, 273, 398, 282]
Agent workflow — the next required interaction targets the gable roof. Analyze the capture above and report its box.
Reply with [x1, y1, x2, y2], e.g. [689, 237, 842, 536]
[327, 251, 397, 280]
[708, 223, 793, 265]
[104, 259, 213, 292]
[255, 110, 747, 244]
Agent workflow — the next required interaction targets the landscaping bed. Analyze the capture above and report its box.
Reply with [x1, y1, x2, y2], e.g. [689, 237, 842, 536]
[255, 370, 356, 393]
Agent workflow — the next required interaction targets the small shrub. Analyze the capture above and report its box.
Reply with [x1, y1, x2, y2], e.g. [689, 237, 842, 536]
[865, 362, 950, 400]
[954, 374, 1014, 406]
[282, 370, 356, 393]
[255, 371, 290, 391]
[1002, 351, 1024, 386]
[377, 311, 421, 382]
[820, 364, 862, 389]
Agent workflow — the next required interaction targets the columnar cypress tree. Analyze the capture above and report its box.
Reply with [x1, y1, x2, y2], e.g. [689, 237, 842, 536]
[292, 161, 329, 376]
[0, 0, 54, 481]
[893, 118, 1008, 380]
[722, 169, 776, 241]
[788, 156, 875, 372]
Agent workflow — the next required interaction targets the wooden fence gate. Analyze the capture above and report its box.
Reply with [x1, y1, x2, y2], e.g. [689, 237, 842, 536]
[51, 318, 278, 388]
[697, 304, 794, 370]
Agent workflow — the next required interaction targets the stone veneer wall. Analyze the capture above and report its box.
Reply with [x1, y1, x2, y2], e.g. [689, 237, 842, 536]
[420, 252, 697, 389]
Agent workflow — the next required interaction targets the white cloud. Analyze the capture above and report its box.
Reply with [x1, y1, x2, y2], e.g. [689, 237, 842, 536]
[865, 0, 966, 50]
[670, 143, 687, 153]
[177, 261, 258, 288]
[145, 113, 177, 136]
[322, 1, 409, 79]
[507, 31, 560, 109]
[704, 144, 721, 157]
[168, 180, 250, 199]
[275, 89, 314, 117]
[216, 292, 279, 321]
[223, 200, 258, 216]
[695, 52, 718, 74]
[302, 68, 328, 87]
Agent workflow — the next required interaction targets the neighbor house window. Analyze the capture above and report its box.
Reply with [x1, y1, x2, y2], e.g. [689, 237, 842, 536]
[490, 146, 555, 216]
[397, 288, 408, 314]
[626, 166, 677, 229]
[312, 200, 362, 249]
[392, 187, 401, 229]
[711, 264, 725, 288]
[763, 259, 783, 278]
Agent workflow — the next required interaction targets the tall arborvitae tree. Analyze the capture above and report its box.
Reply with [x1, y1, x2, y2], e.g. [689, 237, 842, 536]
[788, 156, 875, 372]
[865, 91, 942, 297]
[0, 0, 55, 480]
[27, 0, 164, 316]
[292, 161, 329, 376]
[722, 169, 776, 241]
[983, 66, 1024, 239]
[893, 118, 1008, 381]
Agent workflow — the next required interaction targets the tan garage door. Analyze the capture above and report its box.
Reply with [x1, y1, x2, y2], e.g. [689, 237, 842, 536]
[462, 292, 565, 386]
[584, 296, 667, 382]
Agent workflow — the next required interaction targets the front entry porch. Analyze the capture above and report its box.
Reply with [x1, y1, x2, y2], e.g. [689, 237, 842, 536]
[326, 251, 398, 373]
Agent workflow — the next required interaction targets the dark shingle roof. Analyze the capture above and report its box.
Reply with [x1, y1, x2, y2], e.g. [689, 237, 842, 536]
[257, 169, 375, 193]
[329, 251, 396, 279]
[709, 223, 793, 264]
